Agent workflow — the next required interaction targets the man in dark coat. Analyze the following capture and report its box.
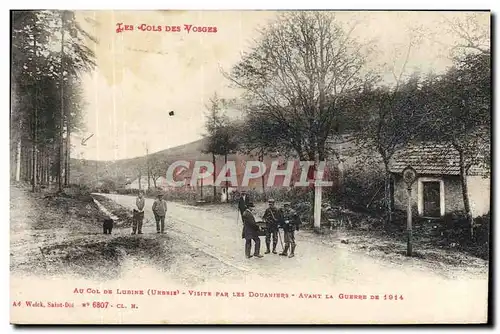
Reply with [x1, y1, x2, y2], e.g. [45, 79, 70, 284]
[242, 202, 264, 259]
[238, 190, 251, 217]
[262, 199, 280, 254]
[152, 193, 168, 234]
[279, 202, 300, 258]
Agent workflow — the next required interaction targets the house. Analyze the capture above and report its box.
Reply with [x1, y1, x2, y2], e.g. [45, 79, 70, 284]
[389, 143, 490, 218]
[125, 176, 170, 190]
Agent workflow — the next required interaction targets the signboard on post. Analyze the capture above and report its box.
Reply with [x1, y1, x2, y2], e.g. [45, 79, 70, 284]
[402, 166, 417, 257]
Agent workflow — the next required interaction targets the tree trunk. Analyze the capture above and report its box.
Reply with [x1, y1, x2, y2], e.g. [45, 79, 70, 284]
[224, 153, 228, 202]
[383, 162, 393, 225]
[39, 150, 44, 185]
[28, 148, 32, 184]
[37, 149, 41, 186]
[138, 171, 142, 190]
[313, 152, 321, 231]
[259, 151, 265, 198]
[32, 125, 37, 192]
[58, 17, 65, 193]
[146, 147, 151, 190]
[45, 153, 50, 185]
[15, 134, 21, 182]
[212, 153, 216, 200]
[32, 36, 38, 192]
[65, 119, 71, 186]
[458, 149, 474, 239]
[23, 148, 29, 181]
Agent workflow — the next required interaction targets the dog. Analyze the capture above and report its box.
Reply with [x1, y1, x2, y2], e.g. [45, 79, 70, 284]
[103, 218, 114, 234]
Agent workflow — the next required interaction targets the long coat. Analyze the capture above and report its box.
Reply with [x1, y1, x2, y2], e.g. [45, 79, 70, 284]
[242, 209, 259, 239]
[238, 194, 251, 215]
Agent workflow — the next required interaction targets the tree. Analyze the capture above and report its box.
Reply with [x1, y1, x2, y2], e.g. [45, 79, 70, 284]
[225, 12, 373, 228]
[441, 13, 490, 60]
[238, 113, 289, 196]
[422, 51, 490, 238]
[351, 70, 433, 224]
[134, 159, 145, 190]
[10, 10, 96, 192]
[150, 155, 167, 189]
[203, 93, 238, 201]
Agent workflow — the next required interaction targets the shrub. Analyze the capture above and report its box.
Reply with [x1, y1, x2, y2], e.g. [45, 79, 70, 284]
[115, 188, 140, 196]
[331, 164, 385, 213]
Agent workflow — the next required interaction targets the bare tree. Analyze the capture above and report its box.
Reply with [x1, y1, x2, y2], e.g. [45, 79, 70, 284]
[225, 12, 373, 228]
[350, 36, 433, 224]
[149, 155, 167, 189]
[238, 114, 288, 196]
[422, 52, 490, 238]
[442, 13, 490, 59]
[203, 93, 237, 201]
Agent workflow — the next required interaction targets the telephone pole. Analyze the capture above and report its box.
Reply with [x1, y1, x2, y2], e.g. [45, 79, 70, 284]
[144, 142, 151, 190]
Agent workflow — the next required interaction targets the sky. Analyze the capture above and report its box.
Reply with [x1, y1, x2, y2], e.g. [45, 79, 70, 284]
[71, 10, 490, 161]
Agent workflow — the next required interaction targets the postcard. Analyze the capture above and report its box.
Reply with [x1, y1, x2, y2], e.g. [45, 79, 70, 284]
[10, 9, 491, 324]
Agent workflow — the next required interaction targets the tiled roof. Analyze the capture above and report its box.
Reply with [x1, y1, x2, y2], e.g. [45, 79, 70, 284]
[389, 143, 488, 176]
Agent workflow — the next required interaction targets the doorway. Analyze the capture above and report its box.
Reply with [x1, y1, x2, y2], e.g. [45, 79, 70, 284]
[422, 181, 441, 217]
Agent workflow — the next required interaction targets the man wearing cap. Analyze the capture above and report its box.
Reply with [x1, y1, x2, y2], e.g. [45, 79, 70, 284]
[279, 202, 300, 258]
[262, 199, 280, 254]
[238, 190, 251, 218]
[132, 191, 145, 235]
[242, 202, 264, 259]
[152, 193, 168, 234]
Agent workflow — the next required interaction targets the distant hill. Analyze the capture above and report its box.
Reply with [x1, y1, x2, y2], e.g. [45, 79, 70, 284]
[70, 135, 378, 187]
[71, 138, 210, 186]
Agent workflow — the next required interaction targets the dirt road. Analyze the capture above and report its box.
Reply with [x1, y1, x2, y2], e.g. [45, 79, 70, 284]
[98, 193, 489, 323]
[10, 188, 489, 324]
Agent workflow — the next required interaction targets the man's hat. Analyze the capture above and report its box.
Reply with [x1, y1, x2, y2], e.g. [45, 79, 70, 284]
[283, 201, 291, 206]
[268, 199, 275, 203]
[247, 202, 255, 208]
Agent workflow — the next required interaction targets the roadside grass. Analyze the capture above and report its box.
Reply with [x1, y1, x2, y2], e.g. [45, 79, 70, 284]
[10, 185, 172, 279]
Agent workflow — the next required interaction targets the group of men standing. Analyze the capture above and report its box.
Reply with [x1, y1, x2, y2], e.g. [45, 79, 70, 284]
[239, 191, 300, 259]
[132, 192, 168, 234]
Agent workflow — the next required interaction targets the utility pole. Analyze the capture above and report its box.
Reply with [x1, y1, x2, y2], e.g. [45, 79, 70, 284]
[144, 142, 151, 190]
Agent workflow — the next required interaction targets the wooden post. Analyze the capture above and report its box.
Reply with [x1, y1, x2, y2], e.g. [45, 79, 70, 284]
[406, 185, 412, 257]
[201, 177, 204, 200]
[402, 165, 417, 257]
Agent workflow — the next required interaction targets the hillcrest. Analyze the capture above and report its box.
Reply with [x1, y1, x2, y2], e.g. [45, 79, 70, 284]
[164, 160, 334, 188]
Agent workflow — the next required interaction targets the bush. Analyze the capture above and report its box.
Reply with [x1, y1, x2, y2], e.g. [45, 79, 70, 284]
[116, 188, 140, 196]
[331, 164, 385, 213]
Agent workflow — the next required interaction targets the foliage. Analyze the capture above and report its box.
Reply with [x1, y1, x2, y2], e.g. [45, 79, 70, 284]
[331, 164, 386, 213]
[203, 93, 239, 157]
[226, 11, 374, 162]
[11, 10, 96, 190]
[224, 11, 376, 227]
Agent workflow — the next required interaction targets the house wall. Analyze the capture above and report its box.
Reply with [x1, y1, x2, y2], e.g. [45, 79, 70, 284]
[393, 174, 490, 218]
[393, 175, 419, 214]
[467, 175, 490, 217]
[444, 177, 463, 213]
